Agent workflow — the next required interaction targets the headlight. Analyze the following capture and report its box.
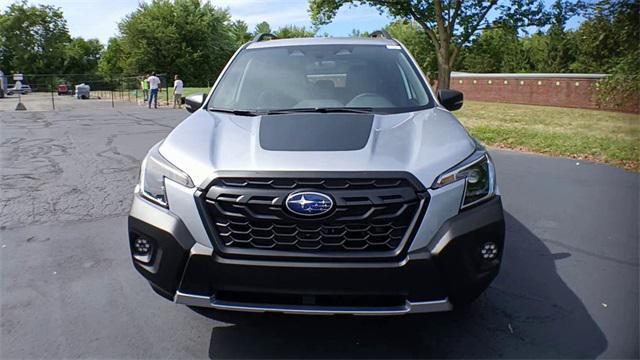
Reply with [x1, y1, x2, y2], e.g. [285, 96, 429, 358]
[433, 149, 496, 209]
[140, 142, 194, 207]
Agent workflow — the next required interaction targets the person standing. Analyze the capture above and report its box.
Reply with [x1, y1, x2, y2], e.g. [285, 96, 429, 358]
[173, 75, 184, 109]
[147, 72, 161, 109]
[141, 75, 149, 101]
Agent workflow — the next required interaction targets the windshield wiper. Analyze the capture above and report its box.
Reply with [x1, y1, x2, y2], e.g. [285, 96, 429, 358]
[209, 108, 260, 116]
[266, 107, 374, 115]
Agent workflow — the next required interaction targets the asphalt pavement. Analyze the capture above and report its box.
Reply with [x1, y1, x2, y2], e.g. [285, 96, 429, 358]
[1, 95, 638, 358]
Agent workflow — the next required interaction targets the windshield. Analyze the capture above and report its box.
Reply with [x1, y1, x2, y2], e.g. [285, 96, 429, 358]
[209, 44, 434, 114]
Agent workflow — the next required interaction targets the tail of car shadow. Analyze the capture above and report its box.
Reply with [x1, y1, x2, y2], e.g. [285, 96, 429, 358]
[203, 211, 607, 359]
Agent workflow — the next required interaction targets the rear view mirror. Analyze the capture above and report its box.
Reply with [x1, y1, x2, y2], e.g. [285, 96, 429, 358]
[185, 93, 206, 113]
[437, 89, 463, 111]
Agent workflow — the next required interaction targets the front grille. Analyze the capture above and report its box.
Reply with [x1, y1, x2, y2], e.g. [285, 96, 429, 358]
[200, 175, 426, 258]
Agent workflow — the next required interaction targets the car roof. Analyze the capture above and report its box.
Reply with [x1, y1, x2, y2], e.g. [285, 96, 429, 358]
[246, 37, 398, 49]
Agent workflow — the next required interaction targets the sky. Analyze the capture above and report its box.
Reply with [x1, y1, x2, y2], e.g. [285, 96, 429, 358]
[6, 0, 394, 45]
[3, 0, 583, 45]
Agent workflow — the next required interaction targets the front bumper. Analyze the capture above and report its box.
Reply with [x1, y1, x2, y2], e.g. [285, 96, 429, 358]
[129, 193, 505, 315]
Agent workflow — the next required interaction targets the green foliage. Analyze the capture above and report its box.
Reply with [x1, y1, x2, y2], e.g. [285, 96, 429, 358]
[0, 1, 70, 74]
[97, 38, 126, 78]
[571, 0, 639, 72]
[251, 21, 316, 38]
[453, 0, 583, 74]
[347, 29, 370, 37]
[254, 21, 272, 34]
[100, 0, 235, 86]
[567, 0, 638, 107]
[0, 1, 104, 77]
[462, 26, 527, 72]
[520, 33, 550, 72]
[596, 50, 640, 109]
[64, 38, 103, 74]
[230, 20, 252, 47]
[545, 0, 578, 72]
[274, 25, 316, 38]
[457, 0, 638, 87]
[309, 0, 549, 88]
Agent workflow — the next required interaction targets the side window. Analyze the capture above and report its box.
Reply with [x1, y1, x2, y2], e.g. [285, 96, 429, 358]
[212, 54, 249, 109]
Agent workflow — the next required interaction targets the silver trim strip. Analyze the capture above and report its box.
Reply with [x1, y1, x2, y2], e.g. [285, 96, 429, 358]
[174, 291, 452, 315]
[451, 71, 608, 79]
[190, 243, 213, 256]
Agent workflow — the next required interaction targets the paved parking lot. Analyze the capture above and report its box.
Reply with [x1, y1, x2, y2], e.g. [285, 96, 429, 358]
[1, 95, 638, 358]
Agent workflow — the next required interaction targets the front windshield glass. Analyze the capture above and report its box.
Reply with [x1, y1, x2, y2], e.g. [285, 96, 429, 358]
[209, 44, 433, 113]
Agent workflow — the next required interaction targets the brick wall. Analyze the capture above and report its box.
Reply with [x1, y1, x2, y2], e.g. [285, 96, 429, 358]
[449, 73, 639, 113]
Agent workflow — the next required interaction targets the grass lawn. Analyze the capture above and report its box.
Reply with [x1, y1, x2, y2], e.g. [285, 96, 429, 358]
[121, 87, 211, 100]
[181, 87, 211, 97]
[456, 101, 640, 171]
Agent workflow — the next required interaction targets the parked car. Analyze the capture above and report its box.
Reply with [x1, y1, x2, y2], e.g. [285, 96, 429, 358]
[128, 32, 505, 318]
[75, 84, 90, 99]
[0, 70, 6, 98]
[58, 84, 72, 95]
[7, 84, 31, 95]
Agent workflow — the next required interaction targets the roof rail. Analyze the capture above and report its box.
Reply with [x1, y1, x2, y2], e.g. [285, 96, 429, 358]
[370, 30, 392, 39]
[253, 33, 279, 42]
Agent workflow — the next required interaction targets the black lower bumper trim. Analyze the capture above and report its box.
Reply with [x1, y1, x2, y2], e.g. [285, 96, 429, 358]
[128, 194, 505, 310]
[178, 253, 448, 302]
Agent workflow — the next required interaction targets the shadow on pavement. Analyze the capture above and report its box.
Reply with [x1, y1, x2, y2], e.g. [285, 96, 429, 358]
[205, 212, 607, 358]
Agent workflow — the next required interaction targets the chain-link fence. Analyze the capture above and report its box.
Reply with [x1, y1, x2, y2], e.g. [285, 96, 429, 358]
[0, 73, 175, 111]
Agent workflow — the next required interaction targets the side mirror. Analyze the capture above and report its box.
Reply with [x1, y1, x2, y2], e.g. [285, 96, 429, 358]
[437, 89, 463, 111]
[185, 93, 206, 113]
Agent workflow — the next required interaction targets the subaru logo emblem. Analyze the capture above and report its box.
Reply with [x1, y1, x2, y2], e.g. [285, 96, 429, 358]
[285, 191, 334, 216]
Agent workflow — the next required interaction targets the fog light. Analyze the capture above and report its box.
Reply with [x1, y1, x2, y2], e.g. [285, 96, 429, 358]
[480, 242, 498, 259]
[134, 237, 151, 254]
[133, 237, 154, 263]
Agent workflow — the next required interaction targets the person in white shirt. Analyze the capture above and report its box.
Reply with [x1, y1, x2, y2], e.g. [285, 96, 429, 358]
[173, 75, 184, 109]
[146, 72, 161, 109]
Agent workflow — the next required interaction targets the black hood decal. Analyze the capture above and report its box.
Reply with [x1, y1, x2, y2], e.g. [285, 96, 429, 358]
[259, 113, 374, 151]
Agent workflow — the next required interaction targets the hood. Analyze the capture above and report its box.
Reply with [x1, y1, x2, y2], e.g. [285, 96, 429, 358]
[159, 108, 476, 189]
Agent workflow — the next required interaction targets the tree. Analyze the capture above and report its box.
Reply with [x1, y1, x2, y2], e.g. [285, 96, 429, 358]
[348, 29, 370, 37]
[106, 0, 235, 85]
[230, 20, 252, 47]
[98, 37, 126, 78]
[0, 1, 71, 74]
[309, 0, 549, 89]
[571, 0, 638, 73]
[571, 0, 639, 108]
[520, 32, 549, 72]
[254, 21, 272, 35]
[274, 25, 316, 38]
[64, 37, 103, 74]
[461, 26, 527, 72]
[545, 0, 579, 72]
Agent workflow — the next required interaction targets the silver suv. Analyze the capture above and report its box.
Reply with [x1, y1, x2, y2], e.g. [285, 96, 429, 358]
[128, 32, 505, 316]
